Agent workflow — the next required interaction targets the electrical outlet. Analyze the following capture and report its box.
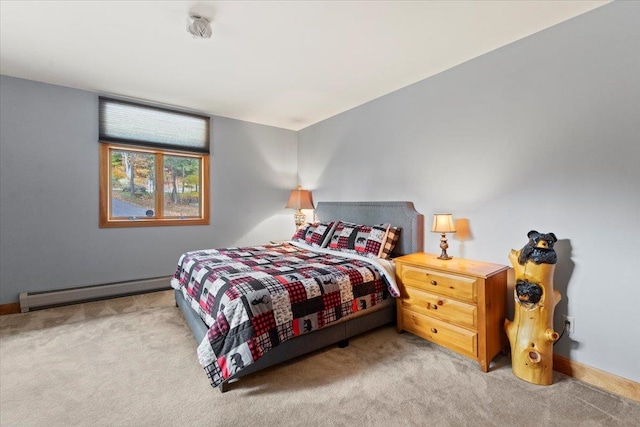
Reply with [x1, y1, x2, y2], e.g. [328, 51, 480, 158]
[562, 315, 575, 333]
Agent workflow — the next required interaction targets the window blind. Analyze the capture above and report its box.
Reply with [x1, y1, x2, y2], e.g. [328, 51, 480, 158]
[99, 97, 210, 153]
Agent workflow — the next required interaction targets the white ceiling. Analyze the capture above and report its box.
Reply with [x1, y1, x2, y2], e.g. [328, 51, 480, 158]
[0, 1, 609, 131]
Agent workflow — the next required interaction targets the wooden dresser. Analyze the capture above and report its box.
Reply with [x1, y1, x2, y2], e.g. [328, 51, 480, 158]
[395, 253, 509, 372]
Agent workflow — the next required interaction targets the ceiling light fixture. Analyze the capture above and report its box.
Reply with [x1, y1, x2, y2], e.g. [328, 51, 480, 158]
[187, 15, 212, 39]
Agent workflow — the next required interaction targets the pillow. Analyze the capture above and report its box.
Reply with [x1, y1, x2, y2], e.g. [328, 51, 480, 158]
[291, 221, 336, 248]
[327, 221, 390, 258]
[380, 226, 401, 259]
[291, 223, 312, 242]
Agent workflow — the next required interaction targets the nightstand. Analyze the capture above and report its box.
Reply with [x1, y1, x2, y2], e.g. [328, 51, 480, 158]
[395, 253, 509, 372]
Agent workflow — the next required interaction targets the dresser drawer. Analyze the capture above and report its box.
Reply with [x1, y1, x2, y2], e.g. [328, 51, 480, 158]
[399, 265, 477, 303]
[400, 286, 477, 329]
[401, 308, 478, 358]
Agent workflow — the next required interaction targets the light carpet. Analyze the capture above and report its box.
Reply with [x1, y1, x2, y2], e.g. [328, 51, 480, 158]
[1, 291, 638, 426]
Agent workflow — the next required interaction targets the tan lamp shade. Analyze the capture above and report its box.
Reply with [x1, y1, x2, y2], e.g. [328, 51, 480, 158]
[431, 213, 456, 233]
[285, 186, 314, 210]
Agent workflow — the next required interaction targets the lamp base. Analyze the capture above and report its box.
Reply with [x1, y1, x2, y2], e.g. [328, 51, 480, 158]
[438, 233, 452, 260]
[294, 210, 307, 229]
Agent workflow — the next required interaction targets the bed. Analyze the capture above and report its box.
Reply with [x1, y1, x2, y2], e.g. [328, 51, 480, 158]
[173, 201, 424, 392]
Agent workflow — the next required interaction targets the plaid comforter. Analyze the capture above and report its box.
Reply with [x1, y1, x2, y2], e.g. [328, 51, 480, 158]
[171, 242, 396, 388]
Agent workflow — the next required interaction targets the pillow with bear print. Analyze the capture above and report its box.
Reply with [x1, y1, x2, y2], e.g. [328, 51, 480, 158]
[291, 221, 336, 248]
[291, 223, 312, 243]
[327, 221, 390, 258]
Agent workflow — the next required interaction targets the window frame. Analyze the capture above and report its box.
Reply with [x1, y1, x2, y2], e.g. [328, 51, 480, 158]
[99, 143, 209, 228]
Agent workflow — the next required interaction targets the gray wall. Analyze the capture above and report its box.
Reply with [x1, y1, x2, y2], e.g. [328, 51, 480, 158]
[0, 76, 297, 304]
[298, 2, 639, 382]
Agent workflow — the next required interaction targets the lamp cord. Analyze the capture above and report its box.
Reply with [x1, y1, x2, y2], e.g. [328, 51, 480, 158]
[553, 319, 569, 346]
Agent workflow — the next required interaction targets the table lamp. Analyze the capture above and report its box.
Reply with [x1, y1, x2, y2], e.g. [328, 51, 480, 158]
[431, 213, 456, 260]
[285, 185, 314, 229]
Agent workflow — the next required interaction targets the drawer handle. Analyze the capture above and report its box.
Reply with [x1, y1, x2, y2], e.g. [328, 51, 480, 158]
[430, 280, 438, 286]
[430, 303, 438, 310]
[437, 300, 443, 306]
[431, 328, 438, 334]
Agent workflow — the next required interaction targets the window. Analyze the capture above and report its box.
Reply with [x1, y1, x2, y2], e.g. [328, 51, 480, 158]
[99, 98, 210, 227]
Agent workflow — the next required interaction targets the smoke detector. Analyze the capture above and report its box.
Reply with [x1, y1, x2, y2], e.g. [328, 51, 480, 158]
[187, 15, 212, 39]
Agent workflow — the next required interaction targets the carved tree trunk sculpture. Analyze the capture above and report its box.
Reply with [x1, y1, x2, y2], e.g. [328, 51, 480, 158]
[504, 230, 561, 385]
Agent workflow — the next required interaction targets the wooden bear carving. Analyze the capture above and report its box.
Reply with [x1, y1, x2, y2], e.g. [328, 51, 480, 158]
[505, 230, 561, 385]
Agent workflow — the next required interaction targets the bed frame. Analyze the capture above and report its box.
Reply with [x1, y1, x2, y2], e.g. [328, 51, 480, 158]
[174, 201, 424, 392]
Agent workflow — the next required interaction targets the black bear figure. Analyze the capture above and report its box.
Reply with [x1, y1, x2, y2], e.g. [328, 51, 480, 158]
[518, 230, 558, 265]
[515, 280, 543, 305]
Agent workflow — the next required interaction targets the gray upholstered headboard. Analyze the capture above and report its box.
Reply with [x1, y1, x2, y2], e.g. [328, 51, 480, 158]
[315, 201, 424, 256]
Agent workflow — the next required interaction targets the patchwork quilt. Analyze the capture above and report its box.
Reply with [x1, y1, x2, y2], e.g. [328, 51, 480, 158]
[171, 243, 396, 388]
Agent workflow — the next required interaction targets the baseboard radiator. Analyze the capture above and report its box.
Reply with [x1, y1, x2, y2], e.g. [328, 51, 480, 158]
[19, 276, 172, 313]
